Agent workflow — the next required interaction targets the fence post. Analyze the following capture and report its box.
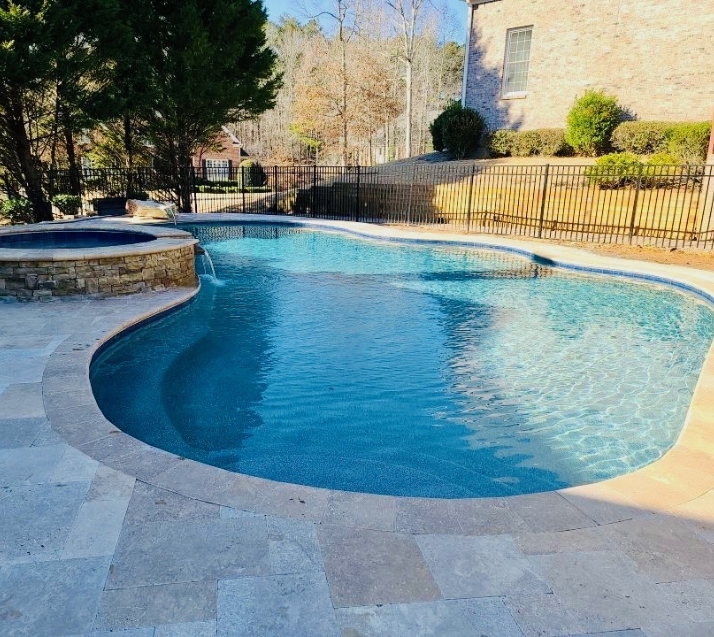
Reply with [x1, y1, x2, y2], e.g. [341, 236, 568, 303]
[701, 162, 714, 248]
[628, 163, 643, 243]
[406, 163, 416, 224]
[241, 166, 246, 213]
[312, 164, 318, 216]
[537, 164, 550, 238]
[465, 164, 476, 232]
[191, 166, 198, 214]
[273, 165, 279, 212]
[355, 165, 361, 222]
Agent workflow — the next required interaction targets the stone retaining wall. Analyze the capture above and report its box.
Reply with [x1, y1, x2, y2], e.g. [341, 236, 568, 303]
[0, 244, 196, 300]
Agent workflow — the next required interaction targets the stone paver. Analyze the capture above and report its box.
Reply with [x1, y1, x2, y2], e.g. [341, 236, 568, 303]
[338, 598, 524, 637]
[0, 557, 108, 637]
[107, 519, 269, 588]
[217, 573, 338, 637]
[2, 217, 714, 635]
[417, 534, 549, 598]
[317, 526, 441, 607]
[530, 551, 688, 632]
[94, 581, 216, 632]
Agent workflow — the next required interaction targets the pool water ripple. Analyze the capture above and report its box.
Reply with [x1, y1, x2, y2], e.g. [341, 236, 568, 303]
[90, 224, 714, 498]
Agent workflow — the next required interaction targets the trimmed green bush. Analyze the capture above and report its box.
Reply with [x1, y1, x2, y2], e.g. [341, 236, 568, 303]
[51, 194, 81, 216]
[429, 101, 463, 152]
[510, 130, 542, 157]
[611, 121, 671, 155]
[487, 129, 517, 157]
[0, 198, 34, 223]
[643, 152, 684, 188]
[565, 90, 623, 156]
[585, 152, 642, 188]
[611, 121, 711, 162]
[442, 107, 485, 159]
[487, 128, 571, 157]
[536, 129, 571, 156]
[667, 122, 711, 163]
[239, 159, 267, 188]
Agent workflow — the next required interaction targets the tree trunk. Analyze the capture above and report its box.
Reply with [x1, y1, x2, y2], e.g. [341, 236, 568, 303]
[123, 115, 135, 198]
[62, 116, 82, 196]
[8, 92, 52, 222]
[340, 24, 349, 167]
[177, 139, 193, 213]
[405, 58, 413, 158]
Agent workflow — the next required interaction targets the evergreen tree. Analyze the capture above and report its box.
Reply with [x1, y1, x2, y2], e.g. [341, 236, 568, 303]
[0, 0, 118, 220]
[143, 0, 280, 211]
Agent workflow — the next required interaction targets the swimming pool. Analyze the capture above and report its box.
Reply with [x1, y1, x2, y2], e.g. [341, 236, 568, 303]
[90, 223, 714, 497]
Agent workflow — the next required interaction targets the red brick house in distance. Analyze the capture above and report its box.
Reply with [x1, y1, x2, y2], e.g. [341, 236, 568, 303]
[193, 126, 248, 180]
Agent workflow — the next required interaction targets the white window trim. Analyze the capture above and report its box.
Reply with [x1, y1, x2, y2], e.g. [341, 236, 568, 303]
[501, 26, 533, 99]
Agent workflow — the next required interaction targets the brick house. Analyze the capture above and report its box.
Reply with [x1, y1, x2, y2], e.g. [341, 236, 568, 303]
[193, 126, 248, 179]
[460, 0, 714, 131]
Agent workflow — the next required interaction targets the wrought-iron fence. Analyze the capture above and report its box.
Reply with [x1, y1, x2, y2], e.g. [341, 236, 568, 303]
[50, 163, 714, 249]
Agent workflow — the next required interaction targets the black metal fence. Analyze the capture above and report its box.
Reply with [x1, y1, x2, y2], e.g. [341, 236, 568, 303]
[55, 163, 714, 249]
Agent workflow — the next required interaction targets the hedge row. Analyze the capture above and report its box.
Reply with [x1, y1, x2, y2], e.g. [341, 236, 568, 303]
[585, 152, 706, 188]
[488, 129, 571, 158]
[490, 121, 711, 163]
[611, 121, 711, 163]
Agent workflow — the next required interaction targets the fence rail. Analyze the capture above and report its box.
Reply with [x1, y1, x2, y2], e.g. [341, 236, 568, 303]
[51, 163, 714, 249]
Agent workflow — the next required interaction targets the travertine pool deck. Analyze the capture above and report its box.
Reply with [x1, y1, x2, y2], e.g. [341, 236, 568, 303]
[3, 214, 714, 636]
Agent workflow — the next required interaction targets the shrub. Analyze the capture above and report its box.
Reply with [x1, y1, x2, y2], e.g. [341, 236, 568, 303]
[585, 152, 642, 188]
[510, 130, 542, 157]
[51, 194, 82, 216]
[536, 129, 572, 156]
[128, 190, 149, 201]
[487, 128, 571, 158]
[642, 152, 685, 188]
[239, 159, 267, 188]
[565, 90, 623, 156]
[429, 101, 463, 152]
[667, 122, 711, 163]
[442, 107, 485, 159]
[488, 129, 516, 157]
[611, 121, 711, 162]
[0, 198, 34, 223]
[611, 121, 671, 155]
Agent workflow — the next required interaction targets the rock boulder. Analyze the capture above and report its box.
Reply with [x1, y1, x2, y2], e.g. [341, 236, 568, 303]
[126, 199, 176, 220]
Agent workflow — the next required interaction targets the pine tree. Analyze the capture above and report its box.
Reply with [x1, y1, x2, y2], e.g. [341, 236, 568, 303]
[142, 0, 280, 211]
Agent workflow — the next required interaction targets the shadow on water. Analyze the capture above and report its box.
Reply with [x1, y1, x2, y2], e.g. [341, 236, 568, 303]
[159, 260, 277, 459]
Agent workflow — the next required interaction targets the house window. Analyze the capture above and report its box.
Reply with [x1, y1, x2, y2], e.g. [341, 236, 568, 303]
[502, 27, 533, 96]
[205, 159, 229, 180]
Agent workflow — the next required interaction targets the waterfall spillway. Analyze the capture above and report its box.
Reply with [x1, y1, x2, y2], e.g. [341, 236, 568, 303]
[197, 245, 219, 284]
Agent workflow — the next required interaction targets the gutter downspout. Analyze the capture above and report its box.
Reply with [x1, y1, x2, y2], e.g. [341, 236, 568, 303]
[460, 1, 475, 107]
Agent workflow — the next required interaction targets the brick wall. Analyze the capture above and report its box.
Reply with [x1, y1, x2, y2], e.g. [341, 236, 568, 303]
[464, 0, 714, 131]
[0, 245, 196, 300]
[194, 130, 245, 166]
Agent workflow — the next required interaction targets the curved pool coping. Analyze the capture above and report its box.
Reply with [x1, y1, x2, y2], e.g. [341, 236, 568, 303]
[42, 214, 714, 532]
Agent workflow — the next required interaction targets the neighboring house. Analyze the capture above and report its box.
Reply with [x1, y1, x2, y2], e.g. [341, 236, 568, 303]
[460, 0, 714, 131]
[193, 126, 249, 180]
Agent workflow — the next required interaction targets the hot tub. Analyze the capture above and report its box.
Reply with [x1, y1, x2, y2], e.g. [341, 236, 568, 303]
[0, 229, 156, 250]
[0, 222, 197, 300]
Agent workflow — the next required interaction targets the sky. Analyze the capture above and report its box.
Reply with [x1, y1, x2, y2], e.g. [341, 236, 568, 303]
[262, 0, 465, 43]
[263, 0, 295, 22]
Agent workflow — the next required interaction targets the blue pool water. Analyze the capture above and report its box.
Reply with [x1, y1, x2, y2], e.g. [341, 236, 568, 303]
[0, 229, 155, 249]
[90, 223, 714, 497]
